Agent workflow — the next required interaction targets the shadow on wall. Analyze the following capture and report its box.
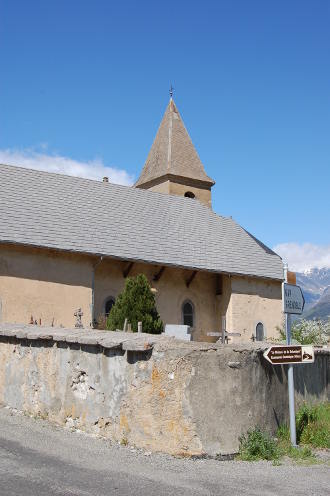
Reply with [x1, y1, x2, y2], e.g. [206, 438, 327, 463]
[261, 351, 329, 402]
[262, 358, 285, 385]
[294, 356, 329, 399]
[0, 244, 96, 288]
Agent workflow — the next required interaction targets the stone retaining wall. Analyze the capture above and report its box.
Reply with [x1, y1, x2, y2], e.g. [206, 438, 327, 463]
[0, 324, 328, 456]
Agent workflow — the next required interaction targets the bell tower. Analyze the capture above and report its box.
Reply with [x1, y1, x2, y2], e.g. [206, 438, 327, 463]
[135, 95, 215, 208]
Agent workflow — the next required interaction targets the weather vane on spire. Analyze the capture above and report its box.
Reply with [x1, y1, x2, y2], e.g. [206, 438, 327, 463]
[169, 84, 174, 99]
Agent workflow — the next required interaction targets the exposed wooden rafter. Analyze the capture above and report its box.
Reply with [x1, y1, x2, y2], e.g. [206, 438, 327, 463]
[216, 274, 223, 295]
[153, 266, 165, 282]
[123, 262, 134, 278]
[186, 270, 197, 288]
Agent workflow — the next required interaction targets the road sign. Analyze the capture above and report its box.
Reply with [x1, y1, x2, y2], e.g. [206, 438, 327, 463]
[283, 283, 305, 314]
[263, 345, 314, 365]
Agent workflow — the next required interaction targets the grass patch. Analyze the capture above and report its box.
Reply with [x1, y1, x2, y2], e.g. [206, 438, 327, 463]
[296, 402, 330, 449]
[238, 402, 329, 463]
[276, 425, 315, 462]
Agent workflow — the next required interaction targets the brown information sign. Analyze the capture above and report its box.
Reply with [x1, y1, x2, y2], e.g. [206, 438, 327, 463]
[263, 345, 314, 365]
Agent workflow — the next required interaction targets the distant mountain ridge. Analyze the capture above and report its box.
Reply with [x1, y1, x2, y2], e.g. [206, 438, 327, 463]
[296, 267, 330, 321]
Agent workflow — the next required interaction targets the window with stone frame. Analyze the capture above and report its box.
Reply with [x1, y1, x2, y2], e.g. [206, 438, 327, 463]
[105, 297, 115, 316]
[256, 322, 264, 341]
[182, 300, 194, 327]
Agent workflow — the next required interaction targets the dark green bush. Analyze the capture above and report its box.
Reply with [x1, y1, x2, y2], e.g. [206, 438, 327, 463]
[106, 274, 163, 334]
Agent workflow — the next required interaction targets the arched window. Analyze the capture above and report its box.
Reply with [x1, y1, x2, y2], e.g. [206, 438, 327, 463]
[184, 191, 195, 199]
[182, 301, 194, 327]
[105, 297, 115, 316]
[256, 322, 264, 341]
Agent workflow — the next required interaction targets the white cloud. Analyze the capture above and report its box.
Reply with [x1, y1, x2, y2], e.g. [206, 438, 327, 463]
[0, 147, 134, 186]
[273, 242, 330, 272]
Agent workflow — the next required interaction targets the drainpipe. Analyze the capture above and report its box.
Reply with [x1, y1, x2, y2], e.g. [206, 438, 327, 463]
[91, 256, 103, 328]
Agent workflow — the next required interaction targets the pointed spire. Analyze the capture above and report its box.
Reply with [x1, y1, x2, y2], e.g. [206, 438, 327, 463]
[135, 98, 215, 189]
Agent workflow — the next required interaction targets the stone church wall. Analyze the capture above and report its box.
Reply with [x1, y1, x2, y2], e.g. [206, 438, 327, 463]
[0, 244, 93, 328]
[0, 325, 328, 457]
[227, 276, 283, 342]
[0, 244, 282, 342]
[94, 258, 220, 340]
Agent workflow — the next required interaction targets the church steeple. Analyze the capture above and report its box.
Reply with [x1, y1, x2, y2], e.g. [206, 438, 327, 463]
[135, 98, 215, 208]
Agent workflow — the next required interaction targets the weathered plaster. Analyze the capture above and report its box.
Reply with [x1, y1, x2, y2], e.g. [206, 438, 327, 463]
[0, 244, 93, 328]
[0, 325, 328, 457]
[228, 276, 283, 342]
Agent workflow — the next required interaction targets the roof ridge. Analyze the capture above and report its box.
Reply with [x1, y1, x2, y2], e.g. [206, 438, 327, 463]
[0, 162, 215, 210]
[0, 161, 118, 187]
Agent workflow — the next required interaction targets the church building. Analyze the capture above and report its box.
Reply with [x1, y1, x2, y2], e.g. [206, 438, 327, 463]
[0, 97, 284, 342]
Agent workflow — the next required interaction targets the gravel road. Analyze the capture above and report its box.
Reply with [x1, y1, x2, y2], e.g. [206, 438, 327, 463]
[0, 407, 328, 496]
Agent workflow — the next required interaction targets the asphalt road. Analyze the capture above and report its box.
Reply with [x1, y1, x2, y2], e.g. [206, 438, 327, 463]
[0, 407, 328, 496]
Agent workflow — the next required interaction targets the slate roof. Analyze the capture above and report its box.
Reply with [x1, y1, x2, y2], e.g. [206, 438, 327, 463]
[135, 99, 215, 188]
[0, 163, 283, 280]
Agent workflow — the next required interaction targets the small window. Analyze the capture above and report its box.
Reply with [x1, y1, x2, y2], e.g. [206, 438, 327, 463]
[182, 301, 194, 327]
[184, 191, 195, 199]
[105, 297, 115, 316]
[256, 322, 264, 341]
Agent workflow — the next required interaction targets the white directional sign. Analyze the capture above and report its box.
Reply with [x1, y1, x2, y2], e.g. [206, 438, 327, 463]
[283, 283, 305, 315]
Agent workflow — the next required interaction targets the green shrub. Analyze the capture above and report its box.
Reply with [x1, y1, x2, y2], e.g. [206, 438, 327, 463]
[296, 403, 319, 442]
[300, 421, 330, 448]
[106, 274, 163, 334]
[297, 402, 330, 449]
[239, 403, 329, 463]
[277, 403, 330, 450]
[238, 427, 279, 461]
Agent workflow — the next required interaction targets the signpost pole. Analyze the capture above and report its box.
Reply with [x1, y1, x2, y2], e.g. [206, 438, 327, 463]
[284, 263, 297, 447]
[286, 312, 297, 446]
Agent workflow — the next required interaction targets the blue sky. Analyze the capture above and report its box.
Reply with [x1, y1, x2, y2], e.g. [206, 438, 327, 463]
[1, 0, 329, 270]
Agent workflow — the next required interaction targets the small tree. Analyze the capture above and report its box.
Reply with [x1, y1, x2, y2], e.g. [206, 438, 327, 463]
[291, 319, 330, 345]
[277, 318, 330, 345]
[106, 274, 163, 334]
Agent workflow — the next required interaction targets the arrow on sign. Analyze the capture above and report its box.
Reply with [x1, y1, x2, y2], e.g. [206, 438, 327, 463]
[263, 345, 314, 365]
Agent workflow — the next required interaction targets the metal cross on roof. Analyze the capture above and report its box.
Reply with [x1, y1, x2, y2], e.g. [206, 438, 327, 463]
[169, 84, 174, 99]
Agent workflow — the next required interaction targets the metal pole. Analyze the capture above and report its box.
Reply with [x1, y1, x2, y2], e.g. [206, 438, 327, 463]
[286, 313, 297, 446]
[284, 264, 297, 447]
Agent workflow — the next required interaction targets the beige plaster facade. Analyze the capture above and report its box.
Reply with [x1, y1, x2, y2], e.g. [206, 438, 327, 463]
[146, 179, 212, 208]
[0, 244, 93, 328]
[227, 276, 283, 342]
[93, 257, 219, 341]
[0, 243, 282, 342]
